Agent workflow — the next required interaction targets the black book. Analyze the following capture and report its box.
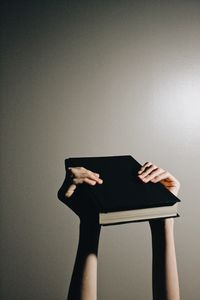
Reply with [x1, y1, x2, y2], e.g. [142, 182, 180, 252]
[57, 155, 181, 226]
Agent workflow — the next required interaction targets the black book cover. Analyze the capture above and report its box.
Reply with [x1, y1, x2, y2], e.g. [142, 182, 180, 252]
[57, 155, 181, 218]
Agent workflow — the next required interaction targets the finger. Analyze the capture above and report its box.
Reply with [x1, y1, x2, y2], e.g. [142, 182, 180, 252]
[84, 177, 99, 185]
[138, 164, 158, 178]
[72, 177, 84, 185]
[68, 167, 103, 183]
[68, 167, 100, 181]
[65, 184, 77, 198]
[151, 171, 170, 183]
[77, 174, 103, 184]
[138, 162, 153, 174]
[142, 168, 165, 182]
[85, 169, 103, 184]
[73, 177, 97, 185]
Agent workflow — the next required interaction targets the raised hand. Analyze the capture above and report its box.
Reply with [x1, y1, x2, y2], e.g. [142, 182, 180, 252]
[57, 166, 103, 223]
[65, 166, 103, 198]
[137, 162, 180, 197]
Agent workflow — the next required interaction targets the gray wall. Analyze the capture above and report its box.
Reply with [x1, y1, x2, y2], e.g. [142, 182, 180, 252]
[1, 1, 200, 299]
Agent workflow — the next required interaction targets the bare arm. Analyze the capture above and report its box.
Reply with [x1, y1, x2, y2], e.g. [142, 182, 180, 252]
[138, 162, 180, 300]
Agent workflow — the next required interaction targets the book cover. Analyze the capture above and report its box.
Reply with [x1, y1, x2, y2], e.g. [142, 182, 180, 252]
[57, 155, 181, 225]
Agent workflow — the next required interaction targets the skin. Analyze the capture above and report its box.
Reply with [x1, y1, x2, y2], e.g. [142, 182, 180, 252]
[138, 162, 180, 300]
[64, 162, 180, 300]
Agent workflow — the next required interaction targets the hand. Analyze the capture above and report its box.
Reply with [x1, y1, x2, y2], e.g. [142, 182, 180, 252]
[137, 162, 180, 197]
[65, 166, 103, 198]
[57, 166, 103, 223]
[137, 162, 180, 229]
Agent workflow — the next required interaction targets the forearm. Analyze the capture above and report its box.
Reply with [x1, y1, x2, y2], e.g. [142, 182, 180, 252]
[67, 222, 101, 300]
[150, 218, 180, 300]
[164, 219, 180, 300]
